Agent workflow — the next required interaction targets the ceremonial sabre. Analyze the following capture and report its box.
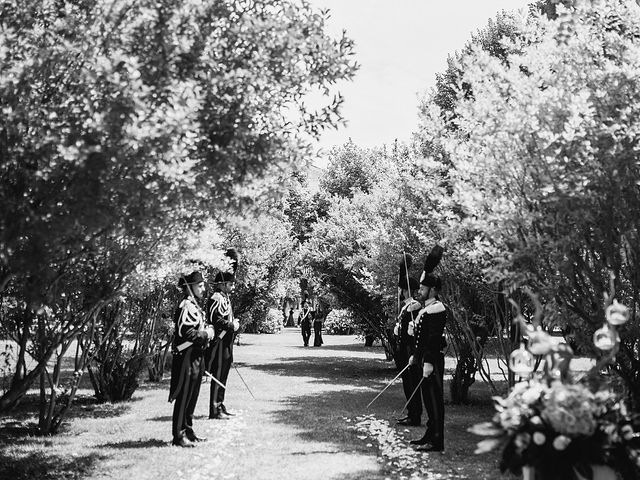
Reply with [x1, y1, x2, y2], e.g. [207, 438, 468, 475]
[204, 371, 226, 390]
[232, 364, 256, 400]
[366, 363, 411, 409]
[395, 376, 424, 416]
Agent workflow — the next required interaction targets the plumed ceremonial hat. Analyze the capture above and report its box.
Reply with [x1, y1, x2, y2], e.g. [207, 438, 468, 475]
[178, 271, 205, 287]
[419, 245, 444, 288]
[213, 271, 235, 284]
[400, 276, 420, 292]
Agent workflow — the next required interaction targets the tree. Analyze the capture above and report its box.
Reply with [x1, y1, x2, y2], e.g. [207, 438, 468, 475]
[222, 211, 297, 334]
[0, 0, 357, 422]
[440, 1, 640, 405]
[319, 140, 384, 198]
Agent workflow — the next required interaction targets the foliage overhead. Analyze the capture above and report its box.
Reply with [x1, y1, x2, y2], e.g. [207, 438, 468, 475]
[0, 0, 357, 413]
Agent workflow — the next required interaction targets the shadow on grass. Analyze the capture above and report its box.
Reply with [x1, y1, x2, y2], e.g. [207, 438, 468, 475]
[0, 393, 135, 426]
[316, 343, 385, 353]
[251, 355, 391, 380]
[0, 420, 40, 442]
[249, 355, 458, 388]
[0, 450, 104, 480]
[147, 415, 171, 422]
[99, 438, 167, 449]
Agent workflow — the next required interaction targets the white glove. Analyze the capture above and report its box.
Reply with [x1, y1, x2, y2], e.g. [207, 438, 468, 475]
[204, 326, 215, 339]
[423, 363, 434, 378]
[407, 321, 415, 337]
[232, 319, 240, 332]
[408, 355, 416, 366]
[393, 323, 400, 336]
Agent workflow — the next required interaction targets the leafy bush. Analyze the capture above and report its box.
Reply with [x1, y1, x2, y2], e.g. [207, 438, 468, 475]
[244, 307, 283, 334]
[88, 354, 147, 403]
[324, 309, 356, 335]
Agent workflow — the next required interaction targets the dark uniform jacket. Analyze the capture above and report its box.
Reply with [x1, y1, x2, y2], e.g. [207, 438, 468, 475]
[168, 297, 208, 401]
[413, 299, 447, 365]
[207, 291, 236, 360]
[397, 299, 422, 354]
[298, 308, 313, 327]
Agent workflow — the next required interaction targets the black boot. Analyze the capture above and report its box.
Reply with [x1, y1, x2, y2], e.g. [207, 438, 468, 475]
[172, 436, 196, 448]
[415, 440, 444, 452]
[209, 406, 230, 420]
[397, 417, 421, 426]
[220, 404, 235, 416]
[186, 432, 207, 442]
[409, 431, 433, 445]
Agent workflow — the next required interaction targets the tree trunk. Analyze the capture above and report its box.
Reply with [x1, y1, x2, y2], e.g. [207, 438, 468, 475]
[450, 347, 476, 404]
[10, 307, 32, 390]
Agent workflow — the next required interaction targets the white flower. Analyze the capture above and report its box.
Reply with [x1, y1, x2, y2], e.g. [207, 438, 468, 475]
[541, 383, 596, 436]
[621, 425, 634, 441]
[606, 300, 629, 326]
[552, 435, 571, 451]
[514, 432, 531, 451]
[530, 416, 543, 426]
[521, 384, 544, 404]
[533, 432, 546, 445]
[528, 330, 554, 355]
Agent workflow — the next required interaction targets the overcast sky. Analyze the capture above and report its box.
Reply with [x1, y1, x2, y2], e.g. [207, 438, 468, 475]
[306, 0, 532, 161]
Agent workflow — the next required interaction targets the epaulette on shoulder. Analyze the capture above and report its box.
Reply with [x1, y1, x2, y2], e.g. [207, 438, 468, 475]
[211, 292, 224, 302]
[407, 300, 422, 312]
[179, 298, 198, 310]
[426, 301, 445, 314]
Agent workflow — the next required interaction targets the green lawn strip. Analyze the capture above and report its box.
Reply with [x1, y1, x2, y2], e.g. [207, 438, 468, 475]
[1, 329, 518, 480]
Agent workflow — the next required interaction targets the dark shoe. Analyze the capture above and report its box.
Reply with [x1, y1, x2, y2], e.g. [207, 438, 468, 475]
[397, 417, 421, 426]
[415, 442, 444, 452]
[186, 433, 207, 442]
[209, 408, 230, 420]
[409, 432, 433, 445]
[172, 437, 196, 448]
[220, 404, 235, 416]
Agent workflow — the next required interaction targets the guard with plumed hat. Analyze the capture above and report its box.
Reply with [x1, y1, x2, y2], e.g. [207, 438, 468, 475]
[168, 271, 215, 447]
[205, 248, 240, 419]
[408, 245, 448, 452]
[394, 252, 424, 426]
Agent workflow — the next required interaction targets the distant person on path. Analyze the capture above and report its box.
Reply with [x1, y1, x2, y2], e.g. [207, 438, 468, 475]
[287, 308, 295, 327]
[394, 254, 423, 426]
[206, 249, 240, 420]
[409, 246, 447, 453]
[313, 312, 323, 347]
[298, 302, 313, 346]
[168, 271, 215, 447]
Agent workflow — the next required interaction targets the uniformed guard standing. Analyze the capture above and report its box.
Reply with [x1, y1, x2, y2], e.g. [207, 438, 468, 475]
[298, 302, 313, 346]
[206, 269, 239, 419]
[409, 246, 447, 452]
[168, 271, 215, 447]
[394, 267, 423, 427]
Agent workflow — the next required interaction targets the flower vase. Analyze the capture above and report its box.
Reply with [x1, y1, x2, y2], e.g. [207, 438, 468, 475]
[522, 465, 617, 480]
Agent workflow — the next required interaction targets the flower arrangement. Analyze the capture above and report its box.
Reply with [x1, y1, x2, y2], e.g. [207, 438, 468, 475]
[470, 293, 640, 480]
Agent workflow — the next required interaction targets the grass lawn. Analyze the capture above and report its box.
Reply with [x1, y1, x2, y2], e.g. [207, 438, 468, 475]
[0, 329, 519, 480]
